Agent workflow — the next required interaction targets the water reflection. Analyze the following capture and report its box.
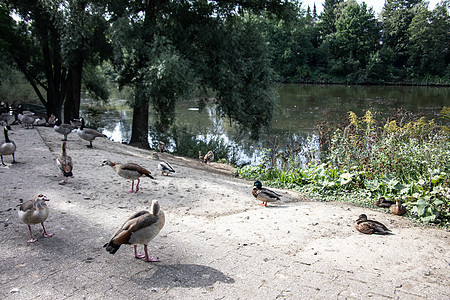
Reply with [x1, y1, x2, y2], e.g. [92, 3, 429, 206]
[82, 84, 448, 166]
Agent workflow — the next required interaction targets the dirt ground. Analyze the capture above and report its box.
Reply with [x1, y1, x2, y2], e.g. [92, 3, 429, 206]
[0, 125, 449, 299]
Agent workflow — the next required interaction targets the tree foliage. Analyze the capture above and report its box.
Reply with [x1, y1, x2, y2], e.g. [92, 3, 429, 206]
[0, 0, 110, 120]
[0, 0, 448, 146]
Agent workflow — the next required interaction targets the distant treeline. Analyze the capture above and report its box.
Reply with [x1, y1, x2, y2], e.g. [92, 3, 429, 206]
[265, 0, 449, 85]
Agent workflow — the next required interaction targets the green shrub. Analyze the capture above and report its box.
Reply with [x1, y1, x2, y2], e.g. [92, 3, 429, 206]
[239, 108, 450, 227]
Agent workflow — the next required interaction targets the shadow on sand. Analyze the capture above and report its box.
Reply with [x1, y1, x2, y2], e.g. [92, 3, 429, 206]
[132, 263, 235, 288]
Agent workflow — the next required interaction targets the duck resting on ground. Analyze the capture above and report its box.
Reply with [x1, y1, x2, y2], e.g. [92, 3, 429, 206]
[0, 126, 16, 166]
[158, 161, 175, 176]
[18, 194, 54, 243]
[56, 142, 73, 184]
[374, 196, 395, 208]
[104, 200, 165, 262]
[390, 198, 407, 216]
[252, 180, 281, 207]
[102, 160, 155, 193]
[77, 117, 106, 148]
[354, 214, 391, 235]
[54, 118, 76, 141]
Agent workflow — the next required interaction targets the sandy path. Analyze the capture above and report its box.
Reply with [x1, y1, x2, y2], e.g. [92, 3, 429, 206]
[0, 125, 448, 299]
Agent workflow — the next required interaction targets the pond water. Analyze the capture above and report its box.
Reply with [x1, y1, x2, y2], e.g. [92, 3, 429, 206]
[82, 84, 449, 166]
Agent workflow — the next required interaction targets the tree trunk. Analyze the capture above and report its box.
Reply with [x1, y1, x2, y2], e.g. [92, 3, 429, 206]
[64, 61, 83, 123]
[129, 85, 150, 148]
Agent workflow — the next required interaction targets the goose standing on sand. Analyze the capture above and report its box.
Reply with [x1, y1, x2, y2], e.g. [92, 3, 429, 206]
[390, 198, 407, 216]
[252, 180, 281, 207]
[355, 214, 391, 234]
[203, 150, 214, 164]
[0, 127, 16, 166]
[77, 117, 106, 148]
[158, 160, 175, 176]
[56, 142, 73, 184]
[18, 194, 54, 243]
[102, 160, 155, 193]
[104, 200, 165, 262]
[54, 119, 76, 141]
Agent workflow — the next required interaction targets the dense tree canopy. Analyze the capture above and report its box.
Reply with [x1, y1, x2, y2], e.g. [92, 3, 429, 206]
[0, 0, 110, 121]
[0, 0, 448, 146]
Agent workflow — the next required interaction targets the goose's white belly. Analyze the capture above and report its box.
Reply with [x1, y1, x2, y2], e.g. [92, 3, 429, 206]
[18, 208, 48, 225]
[129, 222, 162, 245]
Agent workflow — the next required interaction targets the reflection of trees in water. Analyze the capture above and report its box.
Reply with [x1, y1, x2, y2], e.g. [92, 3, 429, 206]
[81, 84, 446, 165]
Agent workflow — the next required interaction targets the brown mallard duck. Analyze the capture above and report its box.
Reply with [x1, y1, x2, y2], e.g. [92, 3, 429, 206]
[374, 197, 395, 208]
[104, 200, 165, 262]
[252, 180, 281, 207]
[390, 198, 407, 216]
[56, 142, 73, 184]
[18, 194, 54, 243]
[198, 151, 204, 161]
[355, 214, 391, 235]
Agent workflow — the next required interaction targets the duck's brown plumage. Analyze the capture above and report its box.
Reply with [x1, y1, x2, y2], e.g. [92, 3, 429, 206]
[104, 200, 165, 262]
[56, 142, 73, 184]
[390, 198, 407, 216]
[102, 160, 154, 193]
[355, 214, 391, 235]
[374, 197, 395, 208]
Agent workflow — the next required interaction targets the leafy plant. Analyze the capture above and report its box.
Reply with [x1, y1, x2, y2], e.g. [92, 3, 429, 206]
[239, 108, 450, 227]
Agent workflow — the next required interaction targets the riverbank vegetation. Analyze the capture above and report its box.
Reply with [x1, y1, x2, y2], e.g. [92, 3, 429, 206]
[239, 108, 450, 227]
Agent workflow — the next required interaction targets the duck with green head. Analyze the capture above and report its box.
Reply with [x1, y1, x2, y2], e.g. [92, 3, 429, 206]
[252, 180, 281, 207]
